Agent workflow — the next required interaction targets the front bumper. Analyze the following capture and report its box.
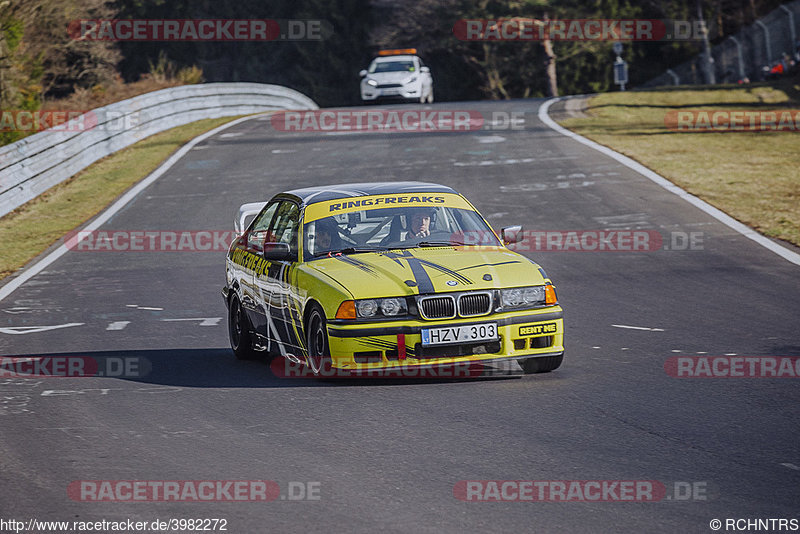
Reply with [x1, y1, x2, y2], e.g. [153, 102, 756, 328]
[326, 307, 564, 371]
[360, 84, 421, 101]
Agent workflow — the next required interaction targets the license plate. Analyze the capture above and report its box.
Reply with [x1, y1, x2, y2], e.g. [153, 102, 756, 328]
[382, 89, 399, 95]
[421, 323, 498, 346]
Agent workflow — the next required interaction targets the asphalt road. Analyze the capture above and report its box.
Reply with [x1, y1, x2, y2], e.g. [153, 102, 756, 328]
[1, 99, 799, 533]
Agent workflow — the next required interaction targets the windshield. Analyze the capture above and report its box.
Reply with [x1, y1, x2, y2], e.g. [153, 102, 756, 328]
[304, 205, 501, 257]
[369, 60, 415, 73]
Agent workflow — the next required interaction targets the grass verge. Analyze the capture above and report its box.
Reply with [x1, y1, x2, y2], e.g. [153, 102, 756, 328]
[0, 116, 243, 281]
[558, 75, 800, 247]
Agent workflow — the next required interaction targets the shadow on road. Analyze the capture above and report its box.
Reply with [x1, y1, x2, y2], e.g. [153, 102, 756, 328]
[1, 348, 526, 388]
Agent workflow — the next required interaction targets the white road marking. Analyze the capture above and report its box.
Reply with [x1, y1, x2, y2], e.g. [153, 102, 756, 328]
[499, 179, 597, 192]
[592, 346, 601, 349]
[540, 97, 800, 268]
[725, 353, 738, 356]
[477, 135, 506, 143]
[780, 463, 800, 471]
[671, 349, 682, 353]
[0, 114, 265, 304]
[2, 307, 37, 314]
[125, 305, 163, 311]
[106, 321, 130, 331]
[41, 388, 114, 396]
[161, 317, 221, 326]
[611, 324, 665, 332]
[271, 149, 297, 154]
[0, 323, 84, 335]
[219, 132, 243, 138]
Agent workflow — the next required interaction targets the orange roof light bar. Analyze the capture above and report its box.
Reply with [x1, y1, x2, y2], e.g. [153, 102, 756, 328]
[378, 48, 417, 56]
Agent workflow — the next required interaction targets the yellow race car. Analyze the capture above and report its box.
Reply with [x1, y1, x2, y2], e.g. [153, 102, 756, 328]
[223, 182, 564, 376]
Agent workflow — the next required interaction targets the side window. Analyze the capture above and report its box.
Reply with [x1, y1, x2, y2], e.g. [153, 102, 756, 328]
[269, 201, 300, 252]
[247, 202, 279, 251]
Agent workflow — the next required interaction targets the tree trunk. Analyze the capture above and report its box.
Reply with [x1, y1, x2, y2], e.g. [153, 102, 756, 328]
[542, 14, 558, 97]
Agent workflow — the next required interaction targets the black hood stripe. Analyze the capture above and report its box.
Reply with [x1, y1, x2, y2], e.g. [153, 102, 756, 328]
[382, 250, 435, 294]
[333, 254, 379, 277]
[414, 258, 473, 285]
[456, 260, 521, 272]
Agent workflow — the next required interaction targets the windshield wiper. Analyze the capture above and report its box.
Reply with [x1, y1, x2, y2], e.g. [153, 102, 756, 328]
[417, 241, 467, 247]
[315, 247, 384, 257]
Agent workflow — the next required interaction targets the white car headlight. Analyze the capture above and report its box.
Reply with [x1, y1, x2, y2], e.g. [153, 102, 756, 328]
[366, 79, 378, 87]
[380, 298, 406, 316]
[356, 299, 378, 317]
[500, 286, 546, 309]
[404, 76, 418, 84]
[355, 298, 408, 318]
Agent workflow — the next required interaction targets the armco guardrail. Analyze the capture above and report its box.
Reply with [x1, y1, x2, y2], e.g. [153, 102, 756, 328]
[0, 83, 318, 218]
[644, 0, 800, 86]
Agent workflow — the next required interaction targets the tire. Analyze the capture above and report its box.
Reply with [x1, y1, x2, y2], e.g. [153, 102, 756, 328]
[519, 354, 563, 374]
[305, 304, 331, 376]
[228, 294, 259, 360]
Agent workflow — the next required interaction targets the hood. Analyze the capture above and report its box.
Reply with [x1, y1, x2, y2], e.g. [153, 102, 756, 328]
[306, 247, 545, 299]
[367, 71, 417, 84]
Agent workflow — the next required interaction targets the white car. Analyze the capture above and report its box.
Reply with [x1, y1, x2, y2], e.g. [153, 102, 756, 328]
[359, 49, 434, 104]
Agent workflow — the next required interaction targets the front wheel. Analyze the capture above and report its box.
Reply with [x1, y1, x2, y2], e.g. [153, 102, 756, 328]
[228, 294, 258, 360]
[305, 304, 331, 376]
[519, 354, 563, 374]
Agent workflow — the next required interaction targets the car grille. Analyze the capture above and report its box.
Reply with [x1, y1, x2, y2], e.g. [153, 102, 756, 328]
[458, 292, 492, 317]
[419, 296, 456, 319]
[415, 341, 502, 359]
[418, 292, 493, 320]
[377, 83, 403, 88]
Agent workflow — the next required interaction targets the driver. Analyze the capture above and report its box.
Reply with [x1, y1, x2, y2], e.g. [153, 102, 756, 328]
[404, 207, 434, 240]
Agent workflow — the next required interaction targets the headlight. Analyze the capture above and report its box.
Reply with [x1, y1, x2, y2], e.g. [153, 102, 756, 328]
[356, 299, 379, 317]
[499, 286, 548, 309]
[404, 76, 418, 84]
[355, 298, 408, 318]
[366, 79, 378, 87]
[380, 298, 406, 316]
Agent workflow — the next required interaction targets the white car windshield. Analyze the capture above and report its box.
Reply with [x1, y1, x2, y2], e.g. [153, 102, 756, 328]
[304, 205, 501, 257]
[369, 60, 415, 73]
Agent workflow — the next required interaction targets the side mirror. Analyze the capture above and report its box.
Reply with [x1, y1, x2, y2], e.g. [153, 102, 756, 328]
[262, 242, 294, 262]
[501, 225, 523, 245]
[359, 69, 368, 77]
[420, 66, 430, 73]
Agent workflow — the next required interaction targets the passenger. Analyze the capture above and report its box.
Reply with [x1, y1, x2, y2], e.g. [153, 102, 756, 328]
[312, 218, 341, 254]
